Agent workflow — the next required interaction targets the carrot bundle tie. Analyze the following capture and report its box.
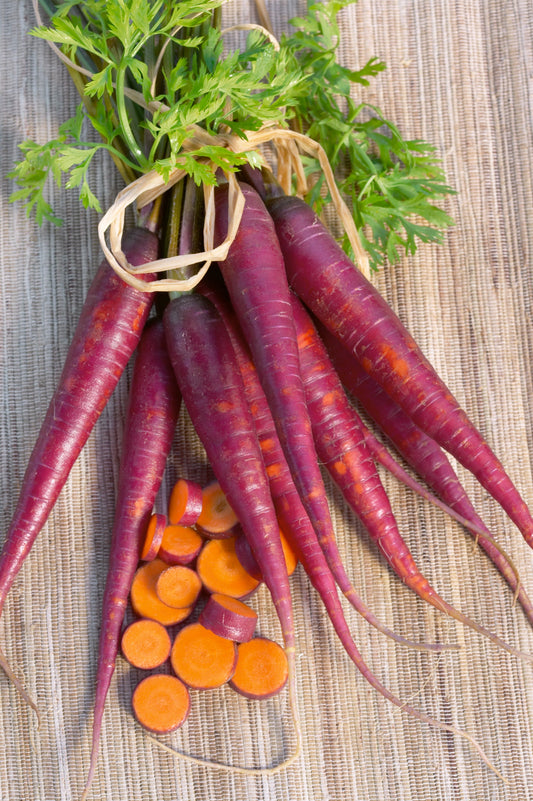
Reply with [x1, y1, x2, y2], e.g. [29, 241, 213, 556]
[95, 125, 369, 293]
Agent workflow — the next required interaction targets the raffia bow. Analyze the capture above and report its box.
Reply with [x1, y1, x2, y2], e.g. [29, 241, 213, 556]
[98, 123, 371, 293]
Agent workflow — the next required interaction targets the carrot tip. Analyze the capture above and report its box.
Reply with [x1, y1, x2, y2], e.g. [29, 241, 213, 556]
[0, 646, 40, 724]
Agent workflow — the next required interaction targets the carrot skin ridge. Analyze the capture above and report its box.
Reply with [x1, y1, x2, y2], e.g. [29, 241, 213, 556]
[291, 294, 532, 662]
[0, 227, 158, 711]
[213, 183, 341, 599]
[268, 194, 533, 550]
[200, 273, 455, 653]
[163, 293, 295, 653]
[321, 327, 533, 625]
[82, 316, 181, 799]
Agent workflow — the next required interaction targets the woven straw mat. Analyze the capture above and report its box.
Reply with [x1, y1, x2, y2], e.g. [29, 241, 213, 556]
[1, 1, 533, 799]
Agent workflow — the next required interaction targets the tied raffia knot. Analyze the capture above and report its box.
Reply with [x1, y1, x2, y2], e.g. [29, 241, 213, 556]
[97, 123, 371, 293]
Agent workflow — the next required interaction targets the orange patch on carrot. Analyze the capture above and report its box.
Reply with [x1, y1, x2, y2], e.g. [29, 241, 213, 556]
[215, 400, 234, 413]
[381, 343, 409, 379]
[266, 462, 282, 479]
[332, 460, 347, 475]
[321, 391, 337, 407]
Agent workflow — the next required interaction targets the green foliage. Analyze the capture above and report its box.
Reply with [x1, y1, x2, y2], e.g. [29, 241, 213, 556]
[10, 0, 455, 268]
[283, 1, 454, 267]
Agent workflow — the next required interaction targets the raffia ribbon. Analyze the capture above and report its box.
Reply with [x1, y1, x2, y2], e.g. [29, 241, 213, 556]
[98, 124, 371, 292]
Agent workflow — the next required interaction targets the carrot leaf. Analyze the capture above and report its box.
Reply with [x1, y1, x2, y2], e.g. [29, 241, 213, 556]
[11, 0, 455, 269]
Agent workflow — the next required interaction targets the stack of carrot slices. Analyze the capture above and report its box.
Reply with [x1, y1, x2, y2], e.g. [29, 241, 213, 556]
[123, 479, 296, 734]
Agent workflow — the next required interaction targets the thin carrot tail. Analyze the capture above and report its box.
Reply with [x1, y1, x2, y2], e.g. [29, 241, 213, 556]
[330, 615, 507, 783]
[339, 585, 460, 654]
[407, 577, 533, 664]
[0, 644, 40, 723]
[80, 686, 109, 801]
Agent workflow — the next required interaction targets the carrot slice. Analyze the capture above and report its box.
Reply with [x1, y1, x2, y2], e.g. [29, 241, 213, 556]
[155, 565, 202, 609]
[158, 524, 204, 566]
[199, 593, 258, 642]
[230, 637, 288, 699]
[170, 622, 238, 690]
[168, 478, 203, 526]
[130, 559, 194, 626]
[121, 619, 171, 669]
[196, 481, 239, 537]
[196, 537, 261, 599]
[140, 513, 167, 561]
[132, 674, 190, 734]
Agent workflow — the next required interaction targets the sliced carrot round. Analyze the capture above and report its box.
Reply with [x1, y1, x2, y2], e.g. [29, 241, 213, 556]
[196, 537, 261, 599]
[130, 559, 194, 626]
[170, 622, 238, 690]
[158, 524, 204, 566]
[155, 565, 202, 609]
[230, 637, 289, 700]
[141, 513, 167, 561]
[199, 593, 258, 642]
[168, 478, 203, 526]
[121, 618, 171, 670]
[132, 674, 190, 734]
[196, 481, 239, 536]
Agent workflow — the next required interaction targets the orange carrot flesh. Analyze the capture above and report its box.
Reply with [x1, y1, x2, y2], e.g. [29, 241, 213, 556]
[141, 513, 167, 561]
[132, 674, 190, 734]
[170, 622, 238, 690]
[230, 637, 289, 700]
[130, 560, 194, 626]
[168, 479, 203, 526]
[158, 524, 204, 566]
[196, 481, 239, 536]
[155, 565, 202, 609]
[279, 528, 298, 577]
[196, 537, 261, 599]
[121, 619, 171, 670]
[235, 527, 297, 581]
[199, 592, 258, 642]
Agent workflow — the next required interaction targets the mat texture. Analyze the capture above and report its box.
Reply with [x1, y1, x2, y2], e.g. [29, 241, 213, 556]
[1, 1, 533, 800]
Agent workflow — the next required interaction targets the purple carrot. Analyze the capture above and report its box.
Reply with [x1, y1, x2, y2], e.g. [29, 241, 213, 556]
[213, 182, 341, 601]
[163, 292, 295, 657]
[166, 290, 502, 776]
[198, 272, 452, 653]
[268, 193, 533, 551]
[319, 325, 533, 625]
[0, 228, 158, 712]
[291, 293, 532, 663]
[81, 317, 181, 800]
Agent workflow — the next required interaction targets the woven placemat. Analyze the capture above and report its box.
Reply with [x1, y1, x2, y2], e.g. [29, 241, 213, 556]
[1, 1, 533, 799]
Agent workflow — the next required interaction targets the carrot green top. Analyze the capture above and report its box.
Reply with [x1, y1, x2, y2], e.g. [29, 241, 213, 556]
[10, 0, 453, 270]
